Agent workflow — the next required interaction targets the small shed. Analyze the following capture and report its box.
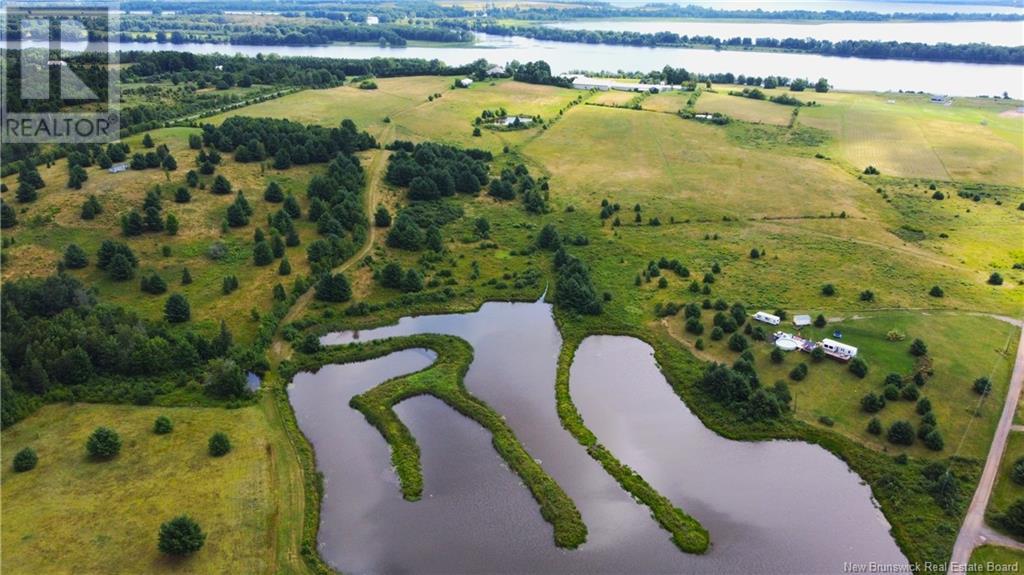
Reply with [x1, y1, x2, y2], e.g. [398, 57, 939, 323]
[753, 311, 781, 326]
[793, 314, 812, 328]
[459, 78, 473, 88]
[109, 162, 129, 173]
[820, 338, 858, 361]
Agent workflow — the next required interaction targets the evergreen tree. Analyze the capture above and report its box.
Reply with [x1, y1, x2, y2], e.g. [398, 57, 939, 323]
[426, 225, 443, 252]
[18, 162, 45, 189]
[401, 268, 424, 292]
[164, 294, 191, 322]
[374, 205, 391, 227]
[315, 273, 352, 302]
[166, 213, 179, 235]
[271, 234, 285, 258]
[283, 194, 301, 219]
[380, 262, 403, 288]
[12, 447, 37, 472]
[208, 432, 232, 457]
[16, 181, 38, 203]
[108, 253, 135, 281]
[181, 267, 193, 284]
[67, 165, 88, 189]
[204, 358, 245, 398]
[211, 175, 232, 195]
[1, 201, 17, 228]
[121, 211, 144, 236]
[142, 133, 155, 148]
[226, 203, 249, 227]
[536, 224, 561, 251]
[63, 244, 89, 269]
[264, 181, 284, 203]
[253, 241, 273, 266]
[86, 427, 122, 459]
[162, 154, 178, 171]
[278, 258, 291, 276]
[154, 416, 173, 434]
[158, 515, 206, 556]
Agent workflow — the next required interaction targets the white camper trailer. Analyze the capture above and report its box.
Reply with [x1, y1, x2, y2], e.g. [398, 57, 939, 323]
[820, 338, 858, 361]
[753, 311, 781, 326]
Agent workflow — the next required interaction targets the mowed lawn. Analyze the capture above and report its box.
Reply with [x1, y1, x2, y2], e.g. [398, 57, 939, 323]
[0, 127, 361, 344]
[676, 311, 1020, 461]
[1, 403, 276, 574]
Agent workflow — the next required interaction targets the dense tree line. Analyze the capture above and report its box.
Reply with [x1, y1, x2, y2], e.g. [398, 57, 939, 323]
[0, 274, 245, 428]
[510, 61, 573, 88]
[697, 360, 792, 421]
[386, 141, 492, 200]
[479, 3, 1024, 23]
[201, 116, 376, 164]
[464, 22, 1024, 65]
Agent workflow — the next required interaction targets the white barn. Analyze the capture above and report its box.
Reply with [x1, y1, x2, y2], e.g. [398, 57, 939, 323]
[753, 311, 781, 326]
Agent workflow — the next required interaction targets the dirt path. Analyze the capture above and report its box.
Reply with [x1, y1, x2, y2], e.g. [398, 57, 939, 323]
[269, 123, 393, 364]
[948, 320, 1024, 572]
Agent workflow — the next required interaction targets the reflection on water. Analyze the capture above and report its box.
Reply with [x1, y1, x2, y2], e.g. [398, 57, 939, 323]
[289, 300, 907, 574]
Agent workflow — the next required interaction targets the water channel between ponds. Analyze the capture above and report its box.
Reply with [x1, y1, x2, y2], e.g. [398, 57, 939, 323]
[287, 299, 908, 574]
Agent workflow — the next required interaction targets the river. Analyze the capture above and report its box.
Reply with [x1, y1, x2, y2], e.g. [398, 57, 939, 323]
[288, 300, 907, 574]
[546, 18, 1024, 45]
[610, 0, 1024, 14]
[71, 35, 1021, 97]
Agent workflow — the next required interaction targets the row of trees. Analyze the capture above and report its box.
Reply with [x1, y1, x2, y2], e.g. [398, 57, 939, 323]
[468, 23, 1024, 64]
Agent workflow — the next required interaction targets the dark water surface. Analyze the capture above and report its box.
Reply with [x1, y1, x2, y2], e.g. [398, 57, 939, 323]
[289, 300, 907, 574]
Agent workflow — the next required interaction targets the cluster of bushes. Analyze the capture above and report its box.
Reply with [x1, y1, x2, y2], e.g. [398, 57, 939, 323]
[860, 339, 943, 450]
[376, 262, 425, 293]
[0, 274, 250, 428]
[201, 116, 376, 169]
[697, 360, 791, 421]
[386, 141, 491, 200]
[122, 187, 178, 237]
[536, 226, 601, 315]
[489, 163, 550, 214]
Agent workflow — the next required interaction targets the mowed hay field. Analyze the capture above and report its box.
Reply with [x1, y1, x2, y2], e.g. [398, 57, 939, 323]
[212, 77, 580, 154]
[692, 90, 795, 126]
[0, 126, 369, 344]
[797, 89, 1024, 185]
[521, 102, 1021, 318]
[1, 404, 276, 575]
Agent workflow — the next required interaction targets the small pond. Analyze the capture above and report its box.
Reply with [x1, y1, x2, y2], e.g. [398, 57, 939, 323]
[288, 299, 907, 573]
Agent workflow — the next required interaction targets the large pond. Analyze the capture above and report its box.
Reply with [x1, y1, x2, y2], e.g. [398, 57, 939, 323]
[42, 34, 1024, 97]
[546, 18, 1024, 45]
[288, 299, 907, 574]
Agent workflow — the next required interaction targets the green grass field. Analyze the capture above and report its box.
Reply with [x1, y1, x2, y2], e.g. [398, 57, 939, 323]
[3, 75, 1022, 573]
[970, 544, 1024, 573]
[1, 403, 284, 574]
[987, 431, 1024, 529]
[674, 311, 1019, 461]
